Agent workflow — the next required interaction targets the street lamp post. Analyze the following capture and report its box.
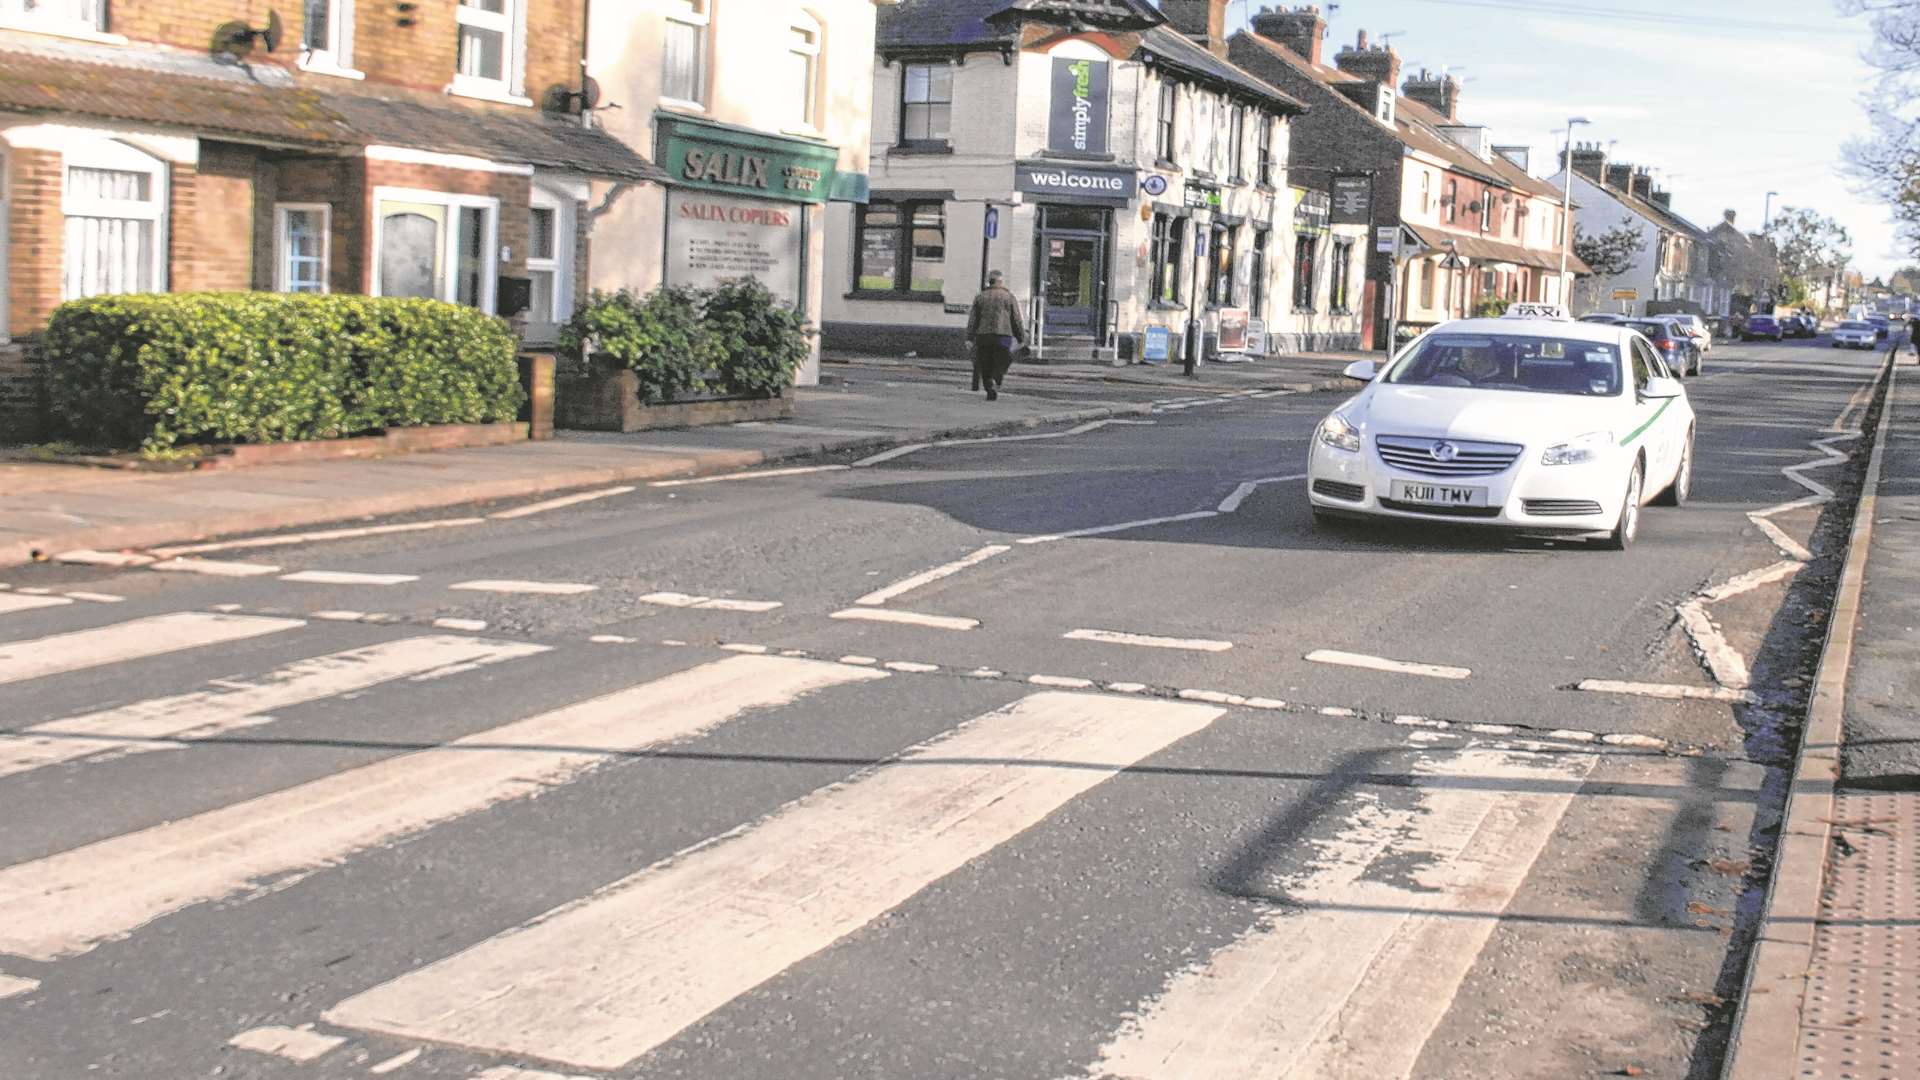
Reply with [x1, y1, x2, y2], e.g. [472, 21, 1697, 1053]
[1557, 117, 1590, 310]
[1763, 190, 1779, 231]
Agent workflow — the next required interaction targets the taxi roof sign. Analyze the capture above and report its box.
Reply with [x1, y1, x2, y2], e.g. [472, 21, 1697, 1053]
[1501, 303, 1570, 320]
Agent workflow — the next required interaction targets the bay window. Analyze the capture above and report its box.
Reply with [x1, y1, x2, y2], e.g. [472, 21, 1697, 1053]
[63, 141, 168, 300]
[275, 204, 331, 294]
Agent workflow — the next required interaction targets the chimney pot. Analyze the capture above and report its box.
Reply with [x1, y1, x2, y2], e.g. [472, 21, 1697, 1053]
[1401, 69, 1461, 121]
[1251, 4, 1328, 66]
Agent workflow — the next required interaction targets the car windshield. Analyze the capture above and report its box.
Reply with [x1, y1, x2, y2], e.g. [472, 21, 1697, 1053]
[1384, 333, 1622, 397]
[1625, 321, 1670, 338]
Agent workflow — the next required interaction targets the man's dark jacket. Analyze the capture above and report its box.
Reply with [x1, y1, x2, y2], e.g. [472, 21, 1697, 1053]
[966, 285, 1028, 343]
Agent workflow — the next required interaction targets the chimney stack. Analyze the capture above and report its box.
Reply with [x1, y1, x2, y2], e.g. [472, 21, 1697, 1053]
[1650, 190, 1672, 209]
[1333, 29, 1402, 90]
[1563, 140, 1606, 183]
[1630, 168, 1653, 201]
[1402, 68, 1461, 121]
[1251, 5, 1328, 66]
[1723, 209, 1737, 226]
[1161, 0, 1230, 58]
[1605, 162, 1633, 191]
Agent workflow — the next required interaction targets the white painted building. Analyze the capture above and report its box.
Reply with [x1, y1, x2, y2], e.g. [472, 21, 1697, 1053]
[822, 0, 1320, 364]
[1547, 144, 1708, 317]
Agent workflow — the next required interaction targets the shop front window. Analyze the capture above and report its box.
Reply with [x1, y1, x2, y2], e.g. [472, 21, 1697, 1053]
[855, 200, 944, 297]
[1251, 228, 1269, 318]
[1208, 222, 1234, 307]
[1150, 212, 1184, 304]
[1293, 233, 1318, 311]
[1330, 239, 1353, 313]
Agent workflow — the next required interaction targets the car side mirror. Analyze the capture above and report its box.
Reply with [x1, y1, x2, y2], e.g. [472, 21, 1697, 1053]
[1343, 359, 1378, 381]
[1640, 375, 1684, 400]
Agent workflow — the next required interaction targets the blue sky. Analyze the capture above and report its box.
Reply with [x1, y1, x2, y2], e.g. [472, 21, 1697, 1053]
[1219, 0, 1903, 277]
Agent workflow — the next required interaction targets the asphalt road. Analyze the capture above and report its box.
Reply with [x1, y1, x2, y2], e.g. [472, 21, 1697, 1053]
[0, 334, 1888, 1080]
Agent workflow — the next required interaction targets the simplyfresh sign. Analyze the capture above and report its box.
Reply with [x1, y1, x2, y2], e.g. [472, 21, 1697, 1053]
[1047, 57, 1109, 155]
[658, 115, 842, 205]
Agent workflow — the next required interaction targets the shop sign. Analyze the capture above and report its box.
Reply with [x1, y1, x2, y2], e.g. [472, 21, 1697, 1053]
[1332, 174, 1372, 225]
[1218, 307, 1250, 352]
[1246, 318, 1268, 355]
[1141, 174, 1169, 197]
[665, 190, 803, 306]
[1183, 185, 1222, 210]
[1612, 287, 1639, 300]
[1142, 325, 1172, 364]
[658, 114, 842, 205]
[1014, 161, 1137, 201]
[1375, 225, 1399, 255]
[1047, 57, 1110, 155]
[1293, 188, 1331, 236]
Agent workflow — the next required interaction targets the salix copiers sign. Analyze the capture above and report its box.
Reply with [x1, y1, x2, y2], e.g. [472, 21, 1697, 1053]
[1047, 57, 1110, 155]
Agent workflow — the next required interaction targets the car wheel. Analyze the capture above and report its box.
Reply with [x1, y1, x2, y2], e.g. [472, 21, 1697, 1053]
[1655, 433, 1692, 507]
[1601, 460, 1644, 550]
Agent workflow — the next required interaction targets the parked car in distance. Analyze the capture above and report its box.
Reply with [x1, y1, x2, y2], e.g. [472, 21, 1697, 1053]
[1832, 320, 1879, 349]
[1792, 313, 1820, 338]
[1657, 313, 1713, 358]
[1743, 315, 1785, 341]
[1625, 319, 1698, 375]
[1867, 314, 1891, 340]
[1578, 313, 1627, 324]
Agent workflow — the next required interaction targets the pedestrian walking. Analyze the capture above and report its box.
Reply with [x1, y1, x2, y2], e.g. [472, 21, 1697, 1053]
[965, 271, 1027, 402]
[1907, 313, 1919, 356]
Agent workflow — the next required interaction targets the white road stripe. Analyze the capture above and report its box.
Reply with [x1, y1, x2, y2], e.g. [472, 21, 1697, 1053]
[368, 1048, 423, 1074]
[1753, 516, 1814, 562]
[1029, 674, 1096, 688]
[450, 579, 597, 595]
[851, 443, 930, 467]
[0, 636, 546, 780]
[1699, 558, 1804, 602]
[489, 486, 635, 520]
[62, 591, 124, 604]
[281, 570, 420, 586]
[1019, 510, 1219, 545]
[0, 972, 39, 1000]
[831, 607, 979, 631]
[0, 593, 72, 615]
[150, 518, 485, 558]
[1676, 599, 1751, 689]
[0, 612, 302, 688]
[1217, 473, 1309, 513]
[150, 558, 282, 577]
[52, 549, 155, 567]
[0, 655, 884, 963]
[312, 610, 369, 622]
[650, 464, 849, 487]
[1575, 678, 1758, 703]
[638, 592, 783, 612]
[322, 691, 1226, 1070]
[1088, 748, 1593, 1079]
[228, 1026, 345, 1063]
[1305, 649, 1471, 680]
[1065, 628, 1233, 653]
[475, 1068, 592, 1080]
[433, 617, 489, 631]
[855, 545, 1010, 606]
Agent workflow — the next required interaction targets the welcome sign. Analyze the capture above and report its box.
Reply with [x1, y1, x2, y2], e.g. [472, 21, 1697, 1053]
[1048, 57, 1109, 155]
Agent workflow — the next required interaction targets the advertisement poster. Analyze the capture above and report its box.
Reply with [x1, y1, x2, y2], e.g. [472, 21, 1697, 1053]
[1218, 307, 1250, 353]
[665, 190, 804, 306]
[1245, 318, 1268, 356]
[1332, 174, 1372, 225]
[1047, 57, 1110, 155]
[1142, 325, 1172, 364]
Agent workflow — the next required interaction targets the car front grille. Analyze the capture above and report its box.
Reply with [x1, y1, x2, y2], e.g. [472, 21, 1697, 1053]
[1522, 499, 1605, 517]
[1375, 435, 1524, 478]
[1377, 498, 1504, 518]
[1311, 479, 1366, 502]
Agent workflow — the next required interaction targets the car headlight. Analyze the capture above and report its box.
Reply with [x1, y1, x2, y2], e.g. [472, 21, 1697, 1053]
[1541, 430, 1614, 467]
[1317, 411, 1362, 453]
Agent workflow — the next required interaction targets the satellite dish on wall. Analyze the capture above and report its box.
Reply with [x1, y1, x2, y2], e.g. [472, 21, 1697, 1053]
[211, 10, 284, 60]
[544, 76, 604, 115]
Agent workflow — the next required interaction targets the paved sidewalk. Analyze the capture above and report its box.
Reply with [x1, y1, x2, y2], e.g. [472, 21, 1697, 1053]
[826, 346, 1367, 391]
[1725, 355, 1920, 1080]
[0, 359, 1329, 569]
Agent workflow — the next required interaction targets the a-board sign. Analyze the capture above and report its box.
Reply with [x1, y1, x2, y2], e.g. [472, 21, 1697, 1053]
[1218, 307, 1250, 352]
[1142, 325, 1172, 364]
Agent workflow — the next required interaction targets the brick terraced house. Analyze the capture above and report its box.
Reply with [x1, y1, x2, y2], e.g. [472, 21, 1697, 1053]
[0, 0, 666, 438]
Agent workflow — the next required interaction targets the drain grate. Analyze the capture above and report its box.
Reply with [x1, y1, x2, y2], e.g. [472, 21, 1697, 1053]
[1793, 791, 1920, 1079]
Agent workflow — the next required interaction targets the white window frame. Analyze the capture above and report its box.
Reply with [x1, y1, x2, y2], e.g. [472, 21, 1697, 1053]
[525, 185, 575, 340]
[451, 0, 529, 105]
[370, 186, 500, 312]
[299, 0, 362, 79]
[61, 138, 169, 301]
[275, 203, 332, 294]
[0, 0, 121, 43]
[788, 14, 821, 133]
[661, 1, 710, 110]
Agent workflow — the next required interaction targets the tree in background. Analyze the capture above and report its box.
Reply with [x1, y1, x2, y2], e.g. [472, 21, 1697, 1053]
[1841, 0, 1920, 259]
[1889, 266, 1920, 296]
[1571, 216, 1647, 311]
[1764, 207, 1853, 310]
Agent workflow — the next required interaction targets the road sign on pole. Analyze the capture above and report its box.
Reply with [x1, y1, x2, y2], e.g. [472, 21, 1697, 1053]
[984, 207, 999, 240]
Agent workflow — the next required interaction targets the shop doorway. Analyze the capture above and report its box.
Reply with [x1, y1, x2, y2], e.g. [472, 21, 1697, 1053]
[1034, 206, 1111, 339]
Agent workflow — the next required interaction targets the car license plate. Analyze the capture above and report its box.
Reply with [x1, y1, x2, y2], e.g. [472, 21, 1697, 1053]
[1391, 480, 1487, 507]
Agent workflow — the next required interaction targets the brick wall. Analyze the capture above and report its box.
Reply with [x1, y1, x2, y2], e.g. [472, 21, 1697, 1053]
[173, 143, 260, 293]
[6, 147, 62, 338]
[0, 342, 46, 443]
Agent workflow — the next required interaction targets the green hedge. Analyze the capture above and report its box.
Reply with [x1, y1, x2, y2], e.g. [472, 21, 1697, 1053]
[558, 279, 809, 405]
[45, 293, 524, 451]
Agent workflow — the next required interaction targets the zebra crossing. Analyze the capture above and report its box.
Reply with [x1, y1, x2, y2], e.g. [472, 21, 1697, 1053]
[0, 600, 1600, 1078]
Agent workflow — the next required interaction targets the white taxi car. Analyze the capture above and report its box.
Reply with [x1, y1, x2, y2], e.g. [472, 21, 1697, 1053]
[1307, 306, 1694, 549]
